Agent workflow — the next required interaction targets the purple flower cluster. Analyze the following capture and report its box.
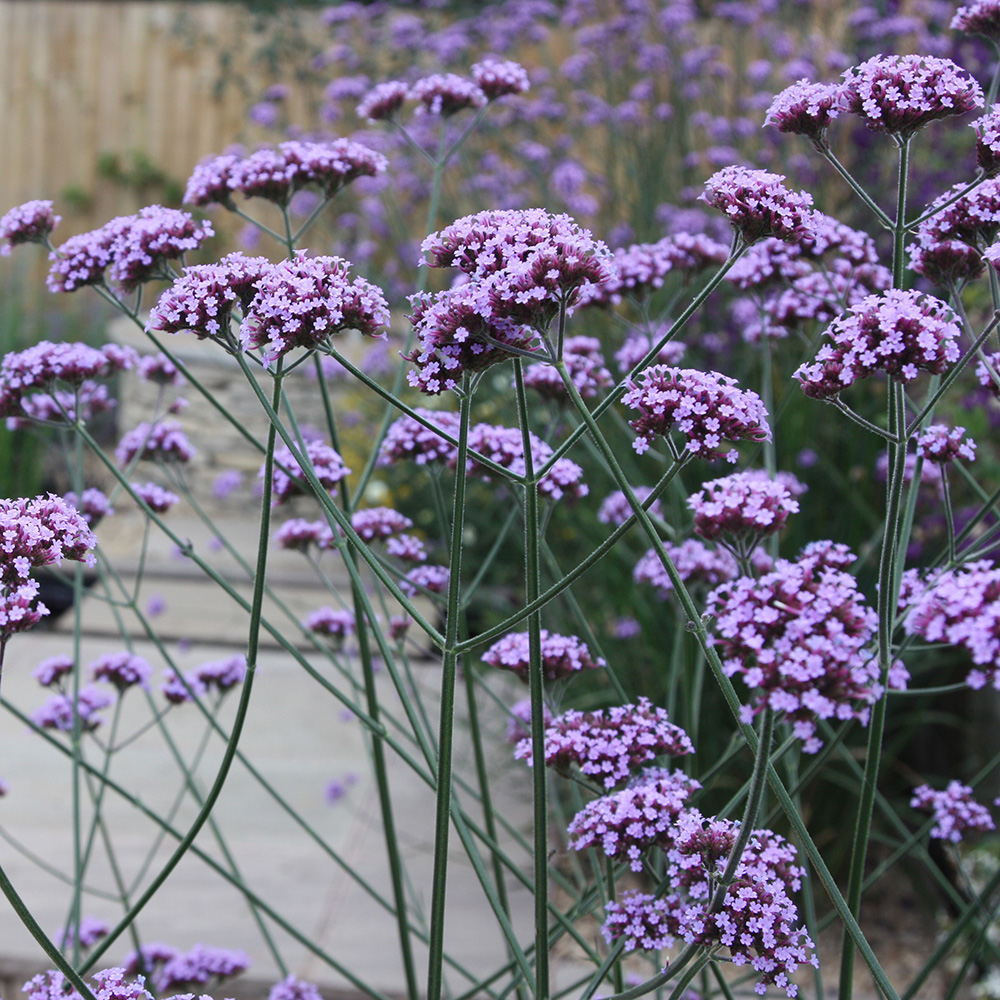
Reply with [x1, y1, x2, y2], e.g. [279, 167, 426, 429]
[32, 685, 113, 732]
[131, 482, 180, 514]
[148, 252, 272, 343]
[61, 489, 112, 526]
[514, 696, 694, 789]
[706, 541, 880, 751]
[764, 79, 842, 143]
[91, 651, 153, 691]
[613, 330, 686, 374]
[269, 975, 324, 1000]
[481, 629, 606, 682]
[47, 207, 213, 294]
[410, 73, 486, 116]
[24, 968, 152, 1000]
[357, 81, 409, 122]
[303, 607, 356, 645]
[911, 781, 995, 842]
[0, 200, 60, 255]
[567, 768, 700, 870]
[239, 252, 389, 365]
[274, 518, 336, 553]
[953, 0, 1000, 40]
[700, 166, 815, 245]
[687, 470, 803, 542]
[904, 560, 1000, 689]
[602, 816, 814, 996]
[623, 365, 771, 461]
[972, 106, 1000, 175]
[839, 55, 983, 138]
[471, 59, 530, 100]
[794, 290, 961, 399]
[915, 424, 976, 466]
[351, 507, 413, 540]
[634, 539, 772, 598]
[115, 420, 196, 466]
[0, 341, 137, 421]
[137, 943, 250, 993]
[378, 408, 461, 466]
[269, 440, 351, 503]
[597, 486, 663, 527]
[56, 916, 109, 950]
[399, 563, 450, 597]
[184, 139, 387, 207]
[0, 494, 97, 641]
[34, 654, 74, 687]
[521, 335, 612, 400]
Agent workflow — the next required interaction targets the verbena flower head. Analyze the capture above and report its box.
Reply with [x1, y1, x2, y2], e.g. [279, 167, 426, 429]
[977, 349, 1000, 397]
[1, 200, 60, 255]
[405, 283, 538, 395]
[634, 539, 774, 598]
[24, 967, 153, 1000]
[56, 916, 109, 950]
[973, 105, 1000, 175]
[904, 560, 1000, 689]
[303, 606, 356, 645]
[107, 206, 214, 293]
[47, 222, 120, 292]
[567, 769, 700, 870]
[764, 79, 842, 143]
[351, 507, 413, 540]
[152, 944, 250, 992]
[378, 408, 461, 466]
[793, 289, 961, 399]
[597, 486, 663, 527]
[515, 697, 694, 789]
[275, 518, 336, 552]
[911, 780, 995, 841]
[952, 0, 1000, 41]
[400, 563, 450, 597]
[464, 422, 588, 501]
[409, 73, 486, 116]
[481, 629, 606, 682]
[268, 440, 351, 503]
[707, 541, 879, 751]
[614, 330, 686, 374]
[700, 166, 815, 245]
[357, 80, 409, 121]
[131, 482, 180, 513]
[471, 59, 530, 100]
[184, 151, 243, 207]
[32, 685, 114, 732]
[91, 651, 153, 691]
[687, 470, 803, 541]
[623, 365, 771, 461]
[522, 335, 612, 400]
[193, 655, 247, 692]
[0, 341, 137, 420]
[115, 420, 196, 465]
[269, 975, 324, 1000]
[34, 654, 74, 687]
[240, 251, 389, 365]
[839, 55, 984, 139]
[137, 353, 183, 386]
[915, 424, 976, 465]
[148, 252, 272, 343]
[161, 668, 205, 704]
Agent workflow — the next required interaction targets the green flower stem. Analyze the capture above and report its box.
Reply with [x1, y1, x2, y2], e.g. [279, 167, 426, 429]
[514, 357, 549, 1000]
[426, 381, 473, 1000]
[0, 863, 100, 1000]
[79, 369, 284, 973]
[818, 145, 894, 230]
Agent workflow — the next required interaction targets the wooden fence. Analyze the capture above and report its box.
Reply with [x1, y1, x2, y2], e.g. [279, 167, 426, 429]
[0, 1, 322, 239]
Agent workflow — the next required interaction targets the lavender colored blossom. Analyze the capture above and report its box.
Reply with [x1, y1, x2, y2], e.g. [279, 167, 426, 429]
[32, 685, 114, 732]
[57, 916, 109, 950]
[386, 533, 427, 562]
[597, 486, 663, 527]
[378, 408, 461, 466]
[193, 655, 247, 692]
[687, 470, 803, 541]
[137, 353, 183, 386]
[700, 166, 815, 245]
[357, 81, 409, 122]
[63, 488, 113, 526]
[152, 944, 250, 992]
[116, 420, 196, 465]
[240, 252, 389, 364]
[121, 942, 179, 978]
[911, 781, 995, 841]
[269, 440, 350, 503]
[350, 507, 413, 540]
[972, 106, 1000, 175]
[976, 349, 1000, 397]
[504, 697, 553, 744]
[161, 668, 205, 705]
[325, 772, 358, 804]
[148, 253, 273, 342]
[131, 482, 180, 513]
[410, 73, 486, 116]
[33, 654, 74, 687]
[107, 206, 214, 293]
[707, 541, 880, 751]
[904, 560, 1000, 689]
[275, 518, 336, 552]
[764, 79, 842, 142]
[46, 223, 120, 292]
[91, 651, 153, 691]
[515, 697, 694, 789]
[522, 335, 612, 400]
[0, 341, 137, 420]
[465, 422, 588, 501]
[471, 59, 530, 100]
[1, 200, 60, 255]
[0, 777, 7, 796]
[400, 564, 450, 597]
[213, 469, 244, 498]
[269, 976, 323, 1000]
[635, 539, 773, 598]
[7, 380, 115, 428]
[567, 769, 700, 870]
[839, 55, 984, 138]
[481, 629, 606, 682]
[613, 330, 686, 374]
[952, 1, 1000, 40]
[916, 424, 976, 465]
[794, 290, 961, 398]
[623, 365, 771, 461]
[303, 607, 356, 643]
[24, 968, 153, 1000]
[184, 152, 243, 207]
